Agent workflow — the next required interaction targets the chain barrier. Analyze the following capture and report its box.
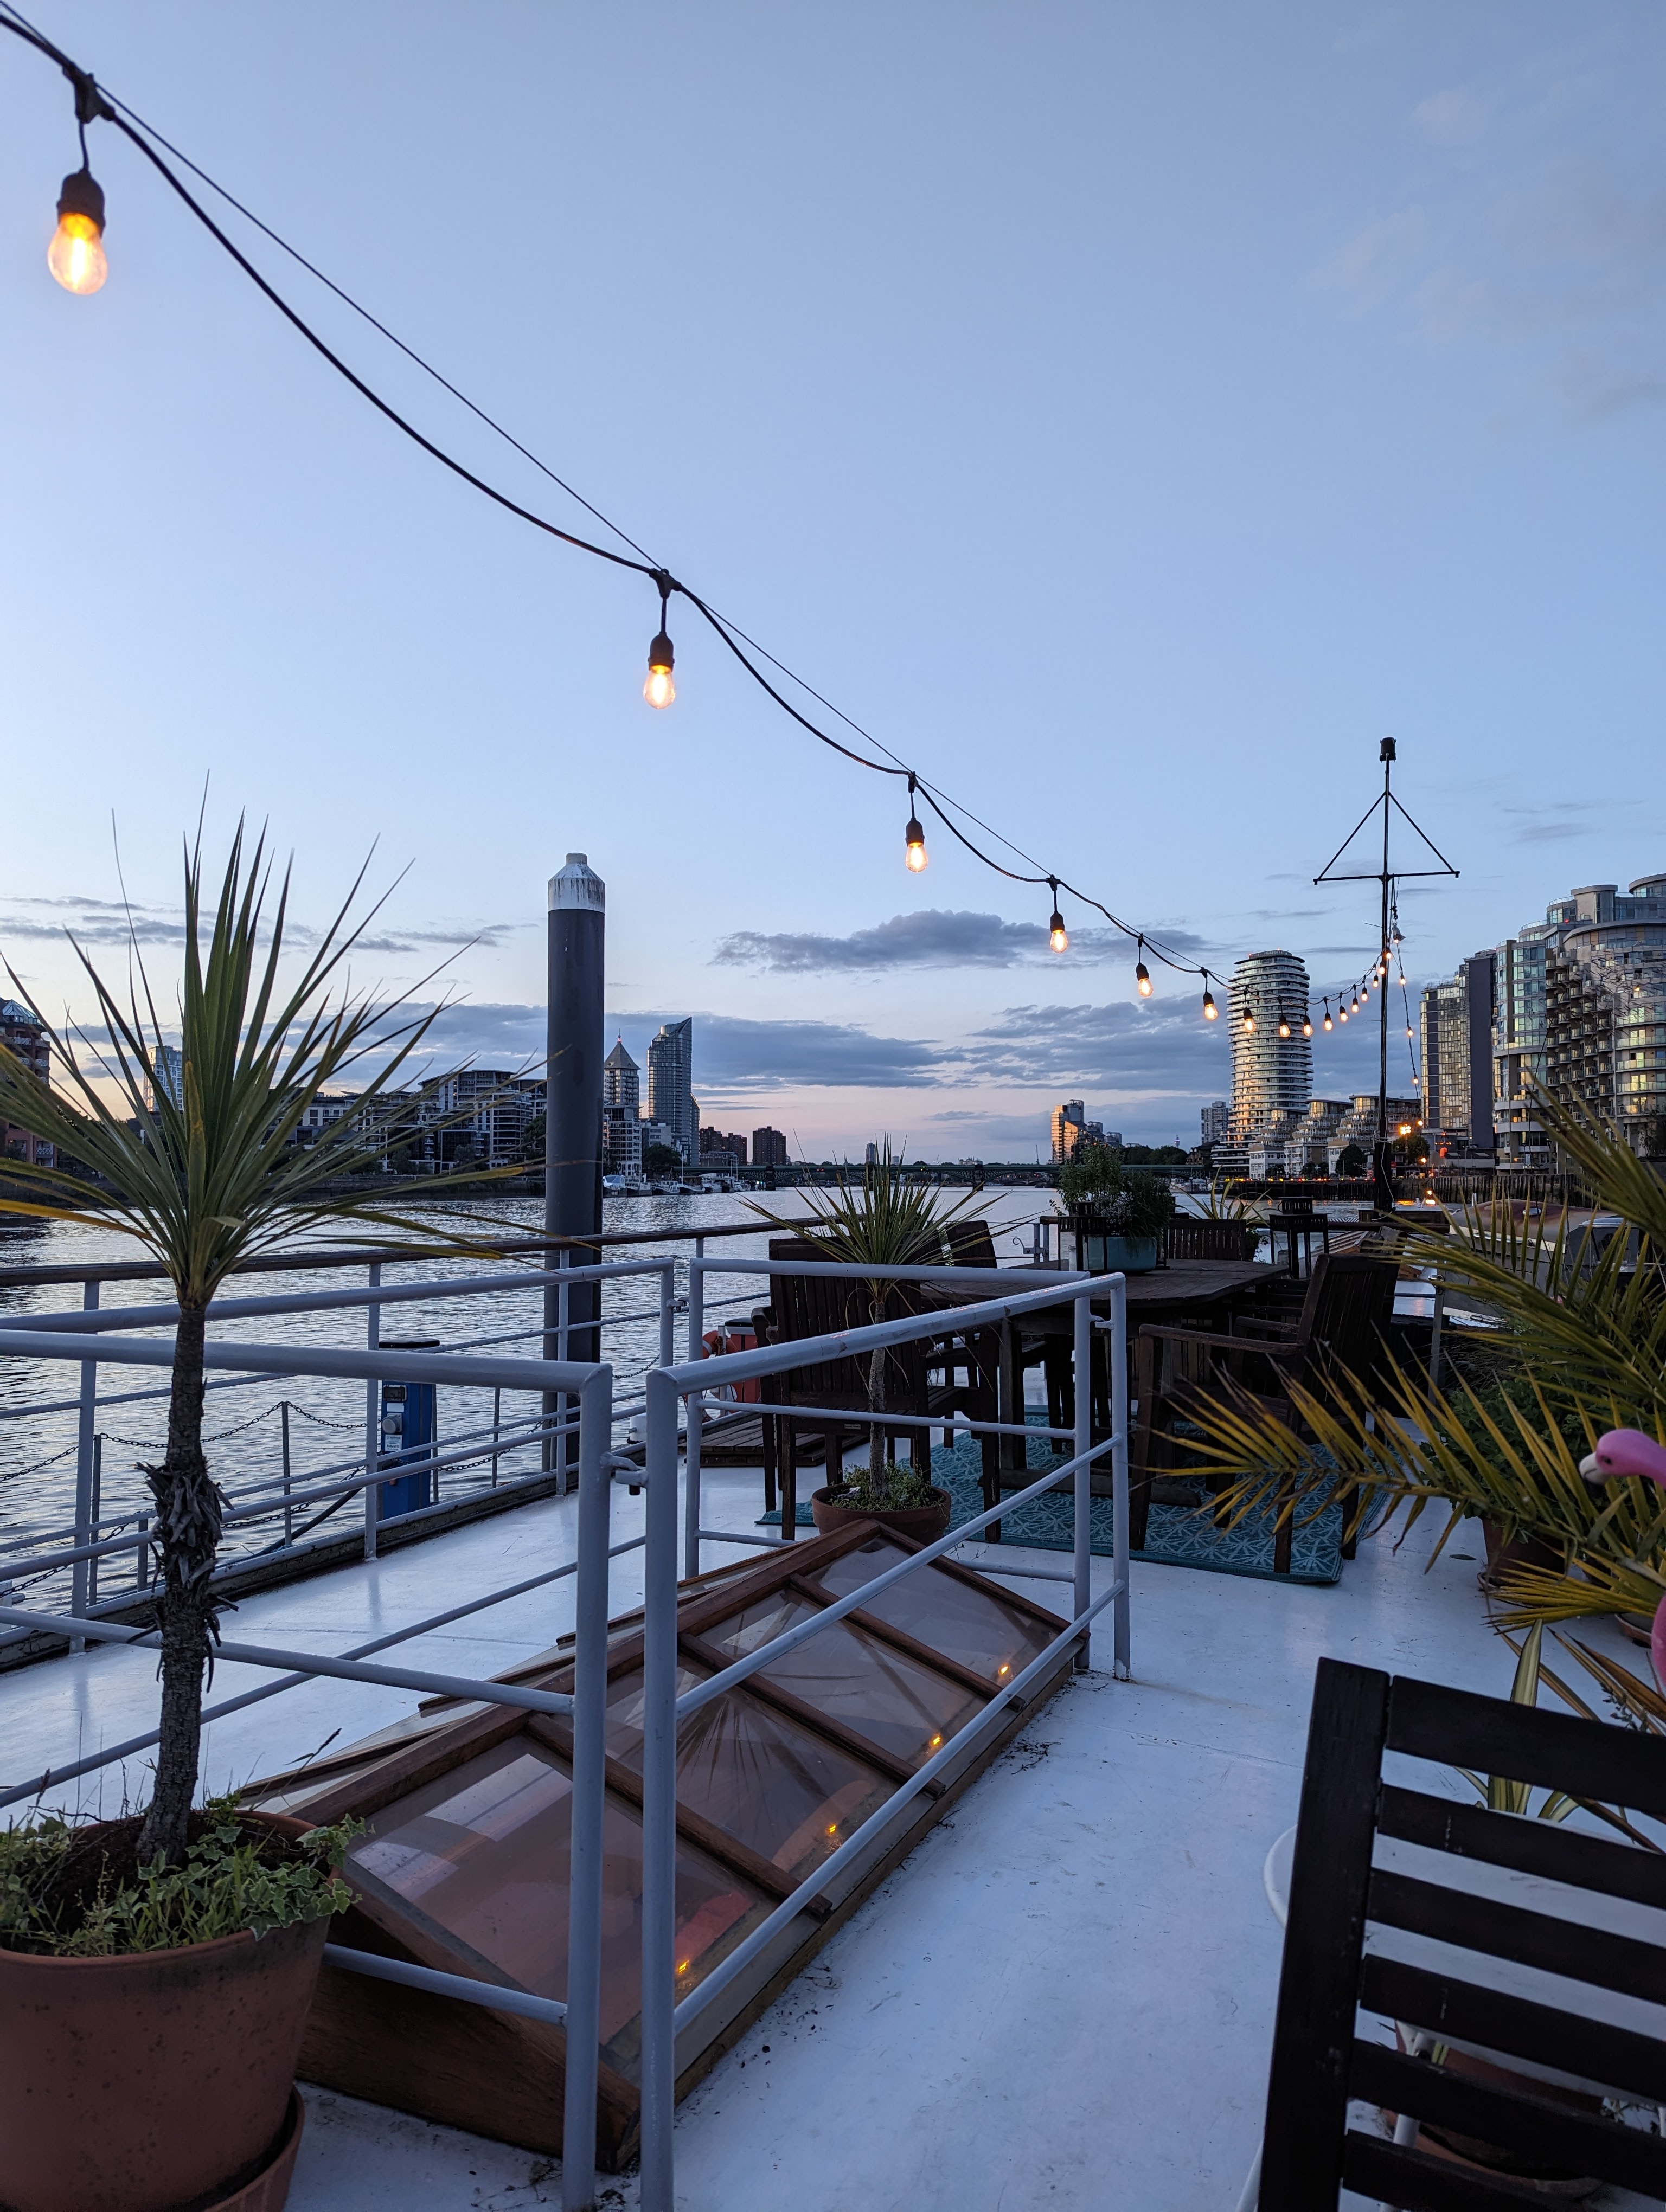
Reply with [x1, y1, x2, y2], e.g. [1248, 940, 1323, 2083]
[0, 1442, 80, 1486]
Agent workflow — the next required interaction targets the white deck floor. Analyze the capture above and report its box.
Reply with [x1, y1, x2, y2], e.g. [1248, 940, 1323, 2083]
[0, 1469, 1623, 2211]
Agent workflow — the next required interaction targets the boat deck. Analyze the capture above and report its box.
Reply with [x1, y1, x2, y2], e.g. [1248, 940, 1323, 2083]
[0, 1462, 1633, 2211]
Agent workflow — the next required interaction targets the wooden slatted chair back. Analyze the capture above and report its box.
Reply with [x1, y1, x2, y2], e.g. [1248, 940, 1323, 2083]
[1164, 1217, 1259, 1263]
[1260, 1656, 1666, 2208]
[942, 1219, 998, 1268]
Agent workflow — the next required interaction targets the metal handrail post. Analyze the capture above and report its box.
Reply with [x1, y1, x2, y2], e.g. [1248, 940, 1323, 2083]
[556, 1247, 572, 1495]
[281, 1400, 293, 1546]
[684, 1246, 705, 1578]
[561, 1362, 614, 2212]
[362, 1263, 381, 1560]
[1111, 1272, 1131, 1680]
[69, 1279, 100, 1648]
[1073, 1284, 1091, 1669]
[657, 1258, 675, 1370]
[639, 1366, 681, 2212]
[86, 1436, 104, 1610]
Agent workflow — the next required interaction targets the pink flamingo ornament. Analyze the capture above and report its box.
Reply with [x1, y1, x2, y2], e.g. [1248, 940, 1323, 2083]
[1580, 1429, 1666, 1682]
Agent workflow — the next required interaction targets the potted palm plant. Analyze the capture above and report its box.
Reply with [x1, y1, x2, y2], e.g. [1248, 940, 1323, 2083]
[1054, 1144, 1174, 1273]
[750, 1142, 989, 1538]
[0, 825, 511, 2212]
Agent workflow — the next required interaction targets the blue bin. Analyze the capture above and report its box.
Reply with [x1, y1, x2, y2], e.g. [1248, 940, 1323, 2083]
[377, 1341, 438, 1520]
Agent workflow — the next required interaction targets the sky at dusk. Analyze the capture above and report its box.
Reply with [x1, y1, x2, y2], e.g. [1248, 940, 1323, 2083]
[1, 3, 1663, 1155]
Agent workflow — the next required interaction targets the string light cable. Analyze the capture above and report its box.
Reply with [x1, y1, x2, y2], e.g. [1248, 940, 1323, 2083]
[0, 4, 1226, 1010]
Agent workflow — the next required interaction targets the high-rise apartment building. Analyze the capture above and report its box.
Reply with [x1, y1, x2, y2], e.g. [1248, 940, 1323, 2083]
[752, 1126, 789, 1167]
[148, 1043, 185, 1113]
[426, 1071, 543, 1168]
[646, 1018, 697, 1165]
[700, 1126, 748, 1165]
[1229, 953, 1311, 1136]
[1049, 1102, 1106, 1160]
[1200, 1101, 1229, 1149]
[602, 1039, 642, 1178]
[1418, 953, 1495, 1154]
[1491, 875, 1666, 1162]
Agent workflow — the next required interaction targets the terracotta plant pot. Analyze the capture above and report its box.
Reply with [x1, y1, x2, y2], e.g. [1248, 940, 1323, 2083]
[1477, 1519, 1563, 1597]
[811, 1484, 953, 1541]
[0, 1814, 329, 2212]
[1392, 2031, 1600, 2198]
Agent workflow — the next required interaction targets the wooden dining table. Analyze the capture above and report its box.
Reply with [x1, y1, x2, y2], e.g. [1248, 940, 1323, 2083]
[925, 1257, 1280, 1507]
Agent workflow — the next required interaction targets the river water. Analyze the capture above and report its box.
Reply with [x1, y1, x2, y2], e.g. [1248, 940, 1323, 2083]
[0, 1187, 1053, 1608]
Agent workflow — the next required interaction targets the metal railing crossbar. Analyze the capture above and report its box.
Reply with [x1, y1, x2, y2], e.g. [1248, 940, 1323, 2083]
[685, 1391, 1082, 1444]
[0, 1257, 676, 1338]
[0, 1327, 603, 1394]
[0, 1604, 578, 1715]
[322, 1944, 566, 2025]
[0, 1534, 647, 1811]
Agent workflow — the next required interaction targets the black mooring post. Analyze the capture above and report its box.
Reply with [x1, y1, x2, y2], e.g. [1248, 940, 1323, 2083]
[546, 853, 605, 1475]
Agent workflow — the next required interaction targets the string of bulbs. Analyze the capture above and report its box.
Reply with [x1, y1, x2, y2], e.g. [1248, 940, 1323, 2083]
[0, 0, 1246, 1018]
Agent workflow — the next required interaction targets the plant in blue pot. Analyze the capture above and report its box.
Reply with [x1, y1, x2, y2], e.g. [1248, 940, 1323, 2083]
[1055, 1146, 1174, 1274]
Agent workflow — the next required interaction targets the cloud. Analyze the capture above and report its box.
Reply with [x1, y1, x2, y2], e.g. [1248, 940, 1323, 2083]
[710, 908, 1171, 974]
[1315, 209, 1428, 312]
[958, 1000, 1231, 1092]
[1414, 88, 1488, 148]
[0, 896, 521, 957]
[1501, 799, 1605, 843]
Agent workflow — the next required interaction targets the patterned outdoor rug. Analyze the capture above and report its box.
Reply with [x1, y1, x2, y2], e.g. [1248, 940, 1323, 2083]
[757, 1418, 1347, 1586]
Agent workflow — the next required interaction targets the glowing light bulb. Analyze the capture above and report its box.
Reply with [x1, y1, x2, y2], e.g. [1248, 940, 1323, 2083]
[1339, 1008, 1349, 1023]
[1323, 1008, 1332, 1031]
[1136, 961, 1152, 996]
[643, 628, 675, 709]
[904, 777, 928, 870]
[1350, 994, 1360, 1014]
[1047, 883, 1068, 954]
[1302, 1017, 1313, 1038]
[1242, 1011, 1255, 1033]
[48, 169, 107, 295]
[1202, 989, 1218, 1020]
[1278, 1017, 1291, 1039]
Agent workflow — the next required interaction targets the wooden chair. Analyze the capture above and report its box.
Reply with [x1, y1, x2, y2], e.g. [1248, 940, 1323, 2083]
[1248, 1655, 1666, 2208]
[754, 1238, 936, 1540]
[1129, 1251, 1397, 1569]
[1163, 1217, 1259, 1263]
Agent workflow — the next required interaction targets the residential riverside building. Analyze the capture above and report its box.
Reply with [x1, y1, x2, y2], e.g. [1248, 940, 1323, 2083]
[425, 1070, 543, 1169]
[603, 1040, 642, 1179]
[1418, 953, 1495, 1155]
[1229, 953, 1311, 1139]
[147, 1043, 185, 1113]
[752, 1126, 789, 1167]
[1049, 1102, 1108, 1161]
[1325, 1094, 1421, 1176]
[0, 999, 53, 1166]
[646, 1018, 697, 1166]
[700, 1127, 748, 1165]
[1200, 1101, 1229, 1149]
[1490, 874, 1666, 1162]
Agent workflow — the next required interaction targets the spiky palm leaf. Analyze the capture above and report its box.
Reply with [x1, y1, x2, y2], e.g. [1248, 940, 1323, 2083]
[0, 824, 523, 1862]
[1168, 1089, 1665, 1634]
[748, 1142, 988, 1496]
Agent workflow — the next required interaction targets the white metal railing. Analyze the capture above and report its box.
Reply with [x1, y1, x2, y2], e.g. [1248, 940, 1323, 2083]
[0, 1238, 1128, 2212]
[0, 1252, 682, 1632]
[636, 1257, 1131, 2212]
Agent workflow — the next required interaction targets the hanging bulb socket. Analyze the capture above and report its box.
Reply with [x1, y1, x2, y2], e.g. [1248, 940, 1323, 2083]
[904, 774, 928, 872]
[1047, 879, 1068, 954]
[1322, 1002, 1333, 1032]
[1135, 938, 1152, 996]
[49, 166, 107, 294]
[643, 572, 676, 708]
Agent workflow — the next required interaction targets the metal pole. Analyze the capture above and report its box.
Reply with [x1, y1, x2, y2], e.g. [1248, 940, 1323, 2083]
[546, 853, 605, 1478]
[1111, 1273, 1131, 1679]
[86, 1433, 103, 1610]
[556, 1248, 572, 1497]
[1428, 1279, 1446, 1393]
[561, 1364, 613, 2212]
[490, 1386, 501, 1488]
[69, 1279, 100, 1648]
[281, 1400, 293, 1546]
[1072, 1283, 1091, 1670]
[684, 1246, 705, 1577]
[639, 1367, 681, 2212]
[658, 1258, 675, 1371]
[363, 1263, 381, 1560]
[1374, 739, 1395, 1216]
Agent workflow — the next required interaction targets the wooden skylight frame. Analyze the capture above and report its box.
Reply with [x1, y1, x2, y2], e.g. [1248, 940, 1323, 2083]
[252, 1519, 1071, 2170]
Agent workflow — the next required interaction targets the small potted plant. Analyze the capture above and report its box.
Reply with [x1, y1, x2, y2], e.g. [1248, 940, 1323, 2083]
[1055, 1144, 1174, 1274]
[751, 1141, 988, 1539]
[0, 826, 504, 2211]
